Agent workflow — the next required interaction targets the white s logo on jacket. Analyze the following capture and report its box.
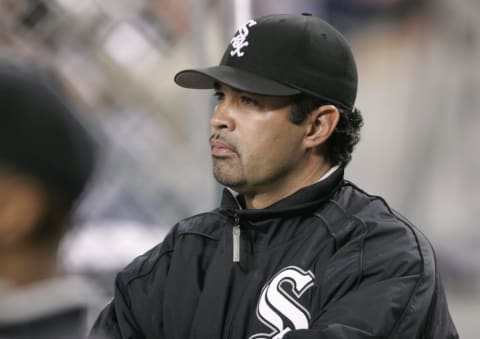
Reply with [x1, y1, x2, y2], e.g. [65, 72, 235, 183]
[250, 266, 315, 339]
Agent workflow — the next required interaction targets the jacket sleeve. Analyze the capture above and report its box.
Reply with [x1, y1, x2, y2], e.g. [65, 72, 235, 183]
[285, 210, 458, 339]
[89, 230, 176, 339]
[88, 280, 141, 339]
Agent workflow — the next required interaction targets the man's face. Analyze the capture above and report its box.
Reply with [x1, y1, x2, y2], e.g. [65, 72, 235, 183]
[0, 168, 48, 250]
[210, 84, 308, 195]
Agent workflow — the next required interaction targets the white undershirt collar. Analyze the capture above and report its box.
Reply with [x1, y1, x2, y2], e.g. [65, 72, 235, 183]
[227, 164, 340, 208]
[317, 164, 340, 183]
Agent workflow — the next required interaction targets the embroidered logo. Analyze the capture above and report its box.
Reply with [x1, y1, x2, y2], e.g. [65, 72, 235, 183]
[230, 19, 257, 57]
[249, 266, 315, 339]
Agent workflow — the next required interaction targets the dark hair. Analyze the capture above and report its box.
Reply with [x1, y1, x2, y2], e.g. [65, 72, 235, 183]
[0, 61, 98, 203]
[0, 60, 97, 246]
[35, 188, 76, 246]
[28, 188, 72, 246]
[290, 94, 363, 166]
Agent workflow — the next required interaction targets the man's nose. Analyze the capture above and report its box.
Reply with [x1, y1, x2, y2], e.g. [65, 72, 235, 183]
[210, 103, 235, 131]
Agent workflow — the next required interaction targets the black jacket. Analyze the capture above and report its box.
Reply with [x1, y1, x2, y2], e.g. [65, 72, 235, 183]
[90, 168, 458, 339]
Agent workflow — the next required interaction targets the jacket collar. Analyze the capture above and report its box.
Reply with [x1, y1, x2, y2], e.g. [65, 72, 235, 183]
[220, 166, 344, 220]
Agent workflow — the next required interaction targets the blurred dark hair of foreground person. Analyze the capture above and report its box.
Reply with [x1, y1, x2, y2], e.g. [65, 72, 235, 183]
[0, 60, 107, 339]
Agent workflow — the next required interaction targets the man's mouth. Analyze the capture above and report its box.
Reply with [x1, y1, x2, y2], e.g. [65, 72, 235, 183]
[210, 139, 236, 157]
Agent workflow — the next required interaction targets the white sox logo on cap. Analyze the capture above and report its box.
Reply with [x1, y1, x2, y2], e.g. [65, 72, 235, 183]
[230, 19, 257, 57]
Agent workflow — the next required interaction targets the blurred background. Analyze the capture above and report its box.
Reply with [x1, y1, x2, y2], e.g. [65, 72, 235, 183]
[1, 0, 478, 337]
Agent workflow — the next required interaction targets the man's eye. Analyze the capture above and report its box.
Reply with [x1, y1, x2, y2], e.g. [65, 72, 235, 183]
[213, 92, 224, 101]
[240, 95, 258, 106]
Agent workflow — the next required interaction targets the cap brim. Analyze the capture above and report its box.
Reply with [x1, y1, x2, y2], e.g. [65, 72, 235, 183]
[174, 65, 301, 96]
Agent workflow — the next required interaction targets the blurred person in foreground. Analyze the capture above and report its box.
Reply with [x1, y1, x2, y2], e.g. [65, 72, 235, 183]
[90, 14, 458, 339]
[0, 60, 105, 338]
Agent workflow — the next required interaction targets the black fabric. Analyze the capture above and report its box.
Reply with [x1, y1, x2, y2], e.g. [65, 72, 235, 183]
[90, 168, 458, 339]
[0, 62, 97, 201]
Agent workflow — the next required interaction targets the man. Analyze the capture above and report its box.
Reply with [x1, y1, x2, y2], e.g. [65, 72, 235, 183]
[90, 14, 458, 339]
[0, 61, 104, 339]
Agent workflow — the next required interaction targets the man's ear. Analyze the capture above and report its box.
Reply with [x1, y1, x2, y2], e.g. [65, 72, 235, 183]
[303, 105, 340, 149]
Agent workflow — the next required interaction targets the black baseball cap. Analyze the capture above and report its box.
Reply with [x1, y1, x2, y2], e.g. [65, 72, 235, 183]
[0, 61, 97, 202]
[175, 13, 358, 111]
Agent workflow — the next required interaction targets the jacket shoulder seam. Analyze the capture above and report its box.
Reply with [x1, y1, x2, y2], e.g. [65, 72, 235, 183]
[124, 247, 174, 288]
[344, 182, 436, 337]
[313, 199, 368, 298]
[123, 212, 223, 287]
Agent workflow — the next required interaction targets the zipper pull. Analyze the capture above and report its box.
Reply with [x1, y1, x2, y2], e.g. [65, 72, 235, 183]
[232, 214, 240, 263]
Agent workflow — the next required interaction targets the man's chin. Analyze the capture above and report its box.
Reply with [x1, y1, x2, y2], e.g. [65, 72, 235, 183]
[213, 172, 245, 189]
